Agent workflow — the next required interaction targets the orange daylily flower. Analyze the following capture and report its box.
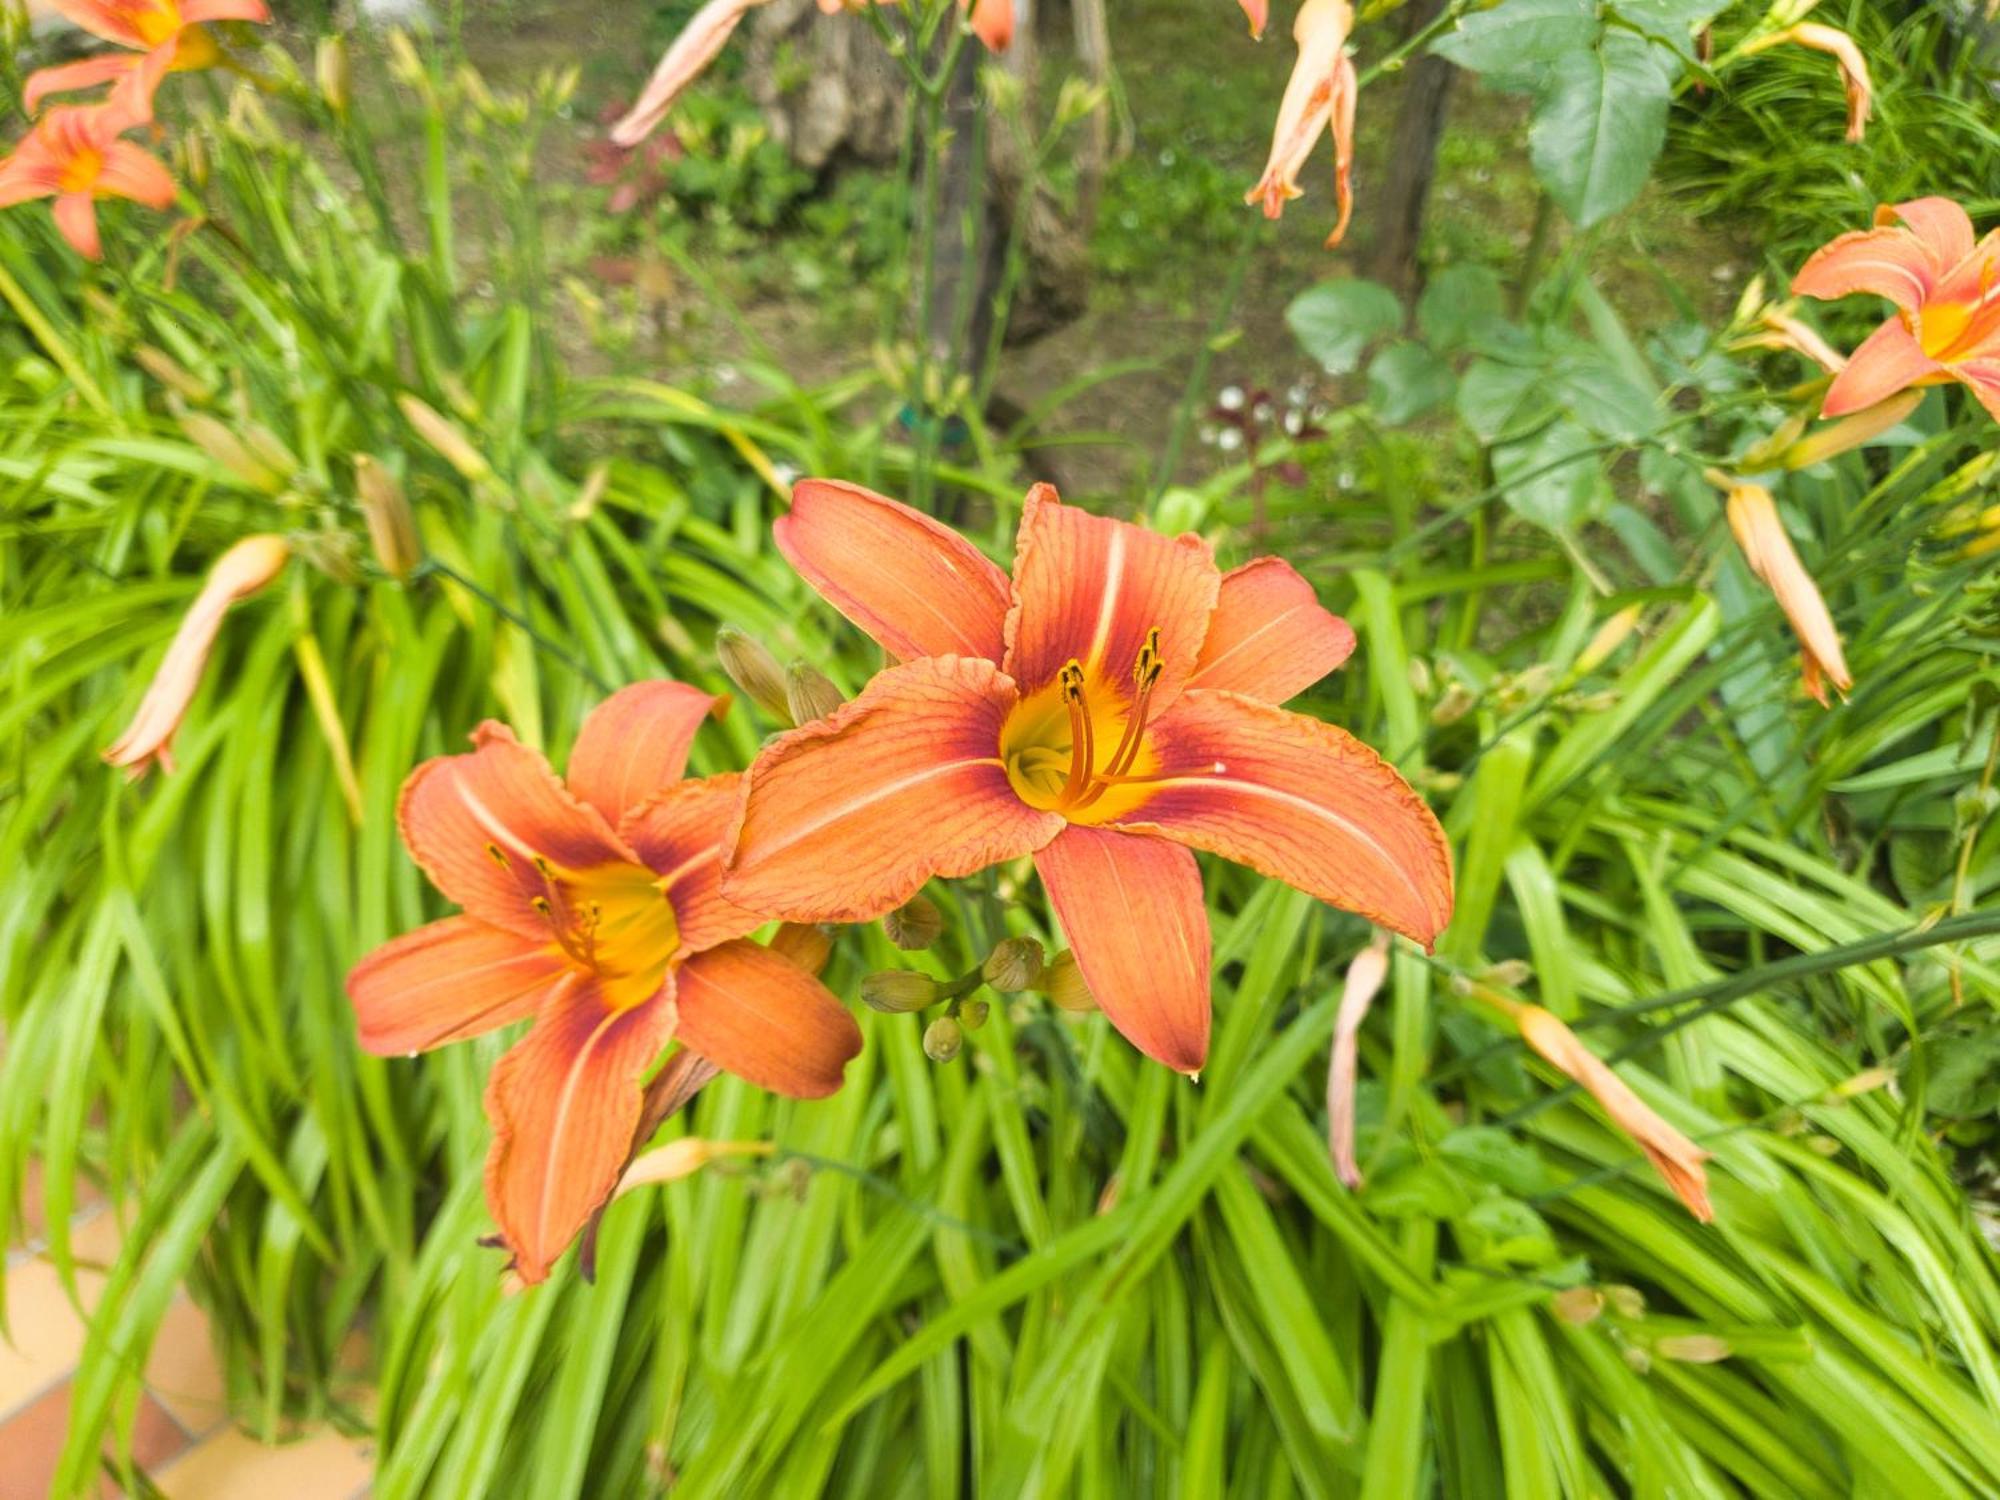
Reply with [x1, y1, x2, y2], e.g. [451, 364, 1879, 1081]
[103, 534, 289, 777]
[1245, 0, 1357, 246]
[346, 682, 863, 1283]
[722, 479, 1454, 1075]
[1726, 483, 1852, 707]
[1514, 1004, 1713, 1222]
[1793, 196, 2000, 423]
[611, 0, 1011, 148]
[1239, 0, 1269, 39]
[23, 0, 270, 123]
[0, 102, 175, 259]
[1743, 23, 1871, 144]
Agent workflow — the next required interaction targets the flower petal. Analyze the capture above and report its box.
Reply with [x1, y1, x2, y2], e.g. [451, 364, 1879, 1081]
[1239, 0, 1268, 37]
[180, 0, 274, 21]
[1820, 317, 1937, 417]
[98, 140, 175, 209]
[777, 478, 1012, 663]
[608, 0, 761, 147]
[397, 722, 649, 941]
[1792, 226, 1938, 312]
[962, 0, 1013, 52]
[724, 656, 1063, 922]
[50, 0, 151, 47]
[483, 974, 679, 1283]
[53, 193, 101, 260]
[1953, 360, 2000, 425]
[1114, 689, 1454, 946]
[1726, 484, 1851, 706]
[23, 54, 141, 113]
[1187, 555, 1355, 701]
[1033, 824, 1211, 1074]
[567, 680, 720, 824]
[674, 939, 862, 1097]
[1888, 196, 1975, 270]
[1002, 483, 1220, 714]
[624, 772, 764, 951]
[346, 916, 566, 1055]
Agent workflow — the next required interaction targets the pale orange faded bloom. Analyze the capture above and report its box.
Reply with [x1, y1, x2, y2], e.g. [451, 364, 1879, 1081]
[1238, 0, 1269, 39]
[24, 0, 271, 123]
[103, 534, 289, 777]
[1515, 1004, 1714, 1223]
[1726, 484, 1852, 707]
[1245, 0, 1356, 246]
[1325, 932, 1390, 1188]
[612, 0, 1011, 148]
[1744, 23, 1871, 143]
[0, 102, 174, 259]
[345, 682, 862, 1283]
[1738, 305, 1847, 373]
[724, 479, 1453, 1076]
[1793, 196, 2000, 423]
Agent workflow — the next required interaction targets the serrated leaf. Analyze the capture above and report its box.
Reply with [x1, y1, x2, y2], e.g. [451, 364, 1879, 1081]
[1528, 33, 1676, 227]
[1285, 278, 1404, 375]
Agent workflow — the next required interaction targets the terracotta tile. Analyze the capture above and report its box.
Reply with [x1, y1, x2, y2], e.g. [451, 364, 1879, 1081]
[153, 1425, 375, 1500]
[0, 1381, 190, 1500]
[143, 1296, 230, 1437]
[0, 1377, 70, 1500]
[0, 1258, 89, 1418]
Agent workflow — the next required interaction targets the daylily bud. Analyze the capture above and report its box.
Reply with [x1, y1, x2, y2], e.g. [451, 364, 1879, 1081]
[1783, 390, 1921, 469]
[104, 535, 292, 779]
[1514, 1003, 1713, 1222]
[882, 894, 944, 951]
[1654, 1334, 1733, 1364]
[1480, 959, 1533, 990]
[785, 661, 845, 725]
[135, 347, 211, 403]
[613, 1137, 772, 1199]
[1551, 1287, 1604, 1326]
[1430, 682, 1476, 726]
[316, 35, 350, 117]
[1606, 1284, 1647, 1319]
[1327, 933, 1391, 1188]
[715, 627, 791, 723]
[178, 411, 286, 494]
[959, 999, 990, 1032]
[1040, 949, 1096, 1013]
[923, 1015, 964, 1062]
[569, 461, 611, 523]
[982, 936, 1045, 992]
[354, 456, 422, 580]
[1406, 656, 1435, 697]
[861, 971, 941, 1014]
[770, 922, 833, 977]
[1574, 605, 1643, 675]
[1745, 24, 1871, 142]
[396, 393, 492, 482]
[1725, 483, 1852, 707]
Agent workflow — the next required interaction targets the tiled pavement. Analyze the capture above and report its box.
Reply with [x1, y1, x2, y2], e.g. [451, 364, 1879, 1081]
[1, 1162, 375, 1498]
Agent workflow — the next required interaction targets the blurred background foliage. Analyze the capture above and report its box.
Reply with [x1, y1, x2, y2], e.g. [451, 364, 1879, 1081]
[4, 0, 2000, 1495]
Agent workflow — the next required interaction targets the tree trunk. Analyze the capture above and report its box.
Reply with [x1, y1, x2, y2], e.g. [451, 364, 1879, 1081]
[1362, 0, 1456, 302]
[744, 0, 907, 170]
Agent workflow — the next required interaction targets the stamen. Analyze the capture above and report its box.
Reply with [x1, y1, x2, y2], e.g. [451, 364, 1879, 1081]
[1058, 660, 1094, 804]
[1068, 628, 1167, 811]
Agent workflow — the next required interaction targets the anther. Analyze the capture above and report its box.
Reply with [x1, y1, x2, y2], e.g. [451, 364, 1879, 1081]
[485, 842, 509, 867]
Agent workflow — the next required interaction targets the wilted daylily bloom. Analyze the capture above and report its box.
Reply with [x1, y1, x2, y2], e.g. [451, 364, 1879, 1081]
[723, 479, 1454, 1075]
[1513, 1003, 1713, 1222]
[1725, 482, 1852, 707]
[611, 0, 1011, 148]
[1793, 196, 2000, 422]
[0, 102, 174, 259]
[1325, 932, 1389, 1189]
[1245, 0, 1357, 247]
[104, 533, 289, 777]
[1743, 23, 1871, 143]
[1238, 0, 1269, 39]
[23, 0, 271, 122]
[346, 683, 863, 1283]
